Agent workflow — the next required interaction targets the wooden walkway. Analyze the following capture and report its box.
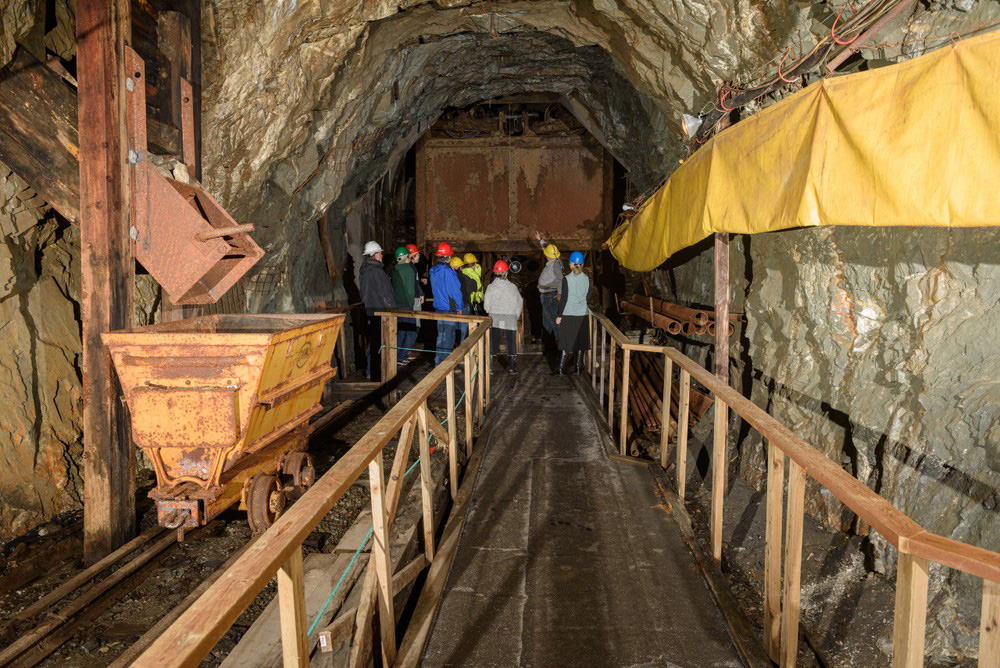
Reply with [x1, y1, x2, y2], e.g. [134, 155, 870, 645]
[421, 357, 743, 667]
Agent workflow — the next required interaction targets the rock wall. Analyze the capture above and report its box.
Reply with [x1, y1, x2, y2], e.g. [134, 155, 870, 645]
[0, 162, 83, 541]
[657, 226, 1000, 660]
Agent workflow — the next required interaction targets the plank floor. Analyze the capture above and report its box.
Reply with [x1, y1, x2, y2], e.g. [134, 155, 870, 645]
[421, 356, 743, 667]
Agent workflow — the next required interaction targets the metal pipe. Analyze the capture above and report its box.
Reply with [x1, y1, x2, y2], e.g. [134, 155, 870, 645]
[197, 223, 255, 241]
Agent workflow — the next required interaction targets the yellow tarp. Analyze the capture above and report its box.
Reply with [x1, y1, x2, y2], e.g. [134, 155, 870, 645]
[608, 30, 1000, 272]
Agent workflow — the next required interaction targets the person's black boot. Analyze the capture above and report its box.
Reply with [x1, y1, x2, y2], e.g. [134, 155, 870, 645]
[508, 355, 518, 375]
[553, 351, 569, 375]
[573, 351, 584, 375]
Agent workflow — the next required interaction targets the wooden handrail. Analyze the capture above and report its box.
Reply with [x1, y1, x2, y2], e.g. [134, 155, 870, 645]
[134, 317, 492, 667]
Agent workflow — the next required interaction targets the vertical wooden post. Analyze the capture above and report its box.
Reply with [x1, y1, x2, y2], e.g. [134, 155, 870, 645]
[464, 352, 474, 456]
[677, 369, 691, 501]
[764, 441, 786, 662]
[711, 397, 728, 563]
[381, 314, 397, 399]
[599, 329, 606, 407]
[892, 552, 929, 668]
[416, 405, 435, 562]
[368, 451, 397, 664]
[660, 356, 673, 469]
[78, 0, 136, 561]
[780, 458, 806, 668]
[608, 339, 616, 426]
[277, 545, 309, 668]
[619, 347, 631, 456]
[980, 579, 1000, 668]
[484, 328, 491, 408]
[476, 336, 485, 428]
[446, 371, 458, 500]
[715, 232, 730, 491]
[588, 313, 595, 384]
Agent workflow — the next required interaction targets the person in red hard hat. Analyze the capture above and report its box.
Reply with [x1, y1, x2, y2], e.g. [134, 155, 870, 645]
[428, 243, 464, 366]
[483, 259, 523, 375]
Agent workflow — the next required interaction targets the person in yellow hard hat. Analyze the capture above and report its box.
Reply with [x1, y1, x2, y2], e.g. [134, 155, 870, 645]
[450, 254, 476, 341]
[535, 231, 563, 357]
[461, 253, 484, 315]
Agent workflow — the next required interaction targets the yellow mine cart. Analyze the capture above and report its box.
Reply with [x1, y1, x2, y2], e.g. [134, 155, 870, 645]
[104, 313, 345, 534]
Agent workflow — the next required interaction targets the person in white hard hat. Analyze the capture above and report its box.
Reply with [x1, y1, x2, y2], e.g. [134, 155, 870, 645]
[359, 241, 394, 381]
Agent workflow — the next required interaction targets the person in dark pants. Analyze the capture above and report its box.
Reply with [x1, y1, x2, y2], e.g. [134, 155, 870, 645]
[391, 245, 423, 364]
[359, 240, 395, 381]
[555, 251, 592, 375]
[452, 254, 475, 341]
[534, 231, 563, 354]
[483, 259, 523, 374]
[428, 243, 464, 366]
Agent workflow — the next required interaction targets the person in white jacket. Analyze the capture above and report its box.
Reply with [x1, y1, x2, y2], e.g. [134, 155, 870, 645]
[483, 259, 524, 375]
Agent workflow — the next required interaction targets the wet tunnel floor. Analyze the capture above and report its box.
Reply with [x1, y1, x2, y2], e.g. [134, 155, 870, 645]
[421, 357, 743, 668]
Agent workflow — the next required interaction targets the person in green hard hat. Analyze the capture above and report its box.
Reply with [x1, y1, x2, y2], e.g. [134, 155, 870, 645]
[392, 245, 424, 364]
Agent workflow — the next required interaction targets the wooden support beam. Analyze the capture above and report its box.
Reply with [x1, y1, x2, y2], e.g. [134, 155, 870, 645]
[446, 371, 458, 499]
[367, 451, 397, 664]
[780, 459, 806, 667]
[608, 339, 616, 426]
[477, 337, 485, 429]
[677, 369, 691, 501]
[715, 232, 730, 490]
[764, 441, 785, 663]
[276, 546, 308, 668]
[599, 328, 607, 407]
[660, 357, 673, 469]
[78, 0, 136, 561]
[484, 328, 491, 407]
[464, 352, 474, 456]
[892, 552, 929, 668]
[711, 397, 728, 563]
[980, 580, 1000, 668]
[619, 347, 631, 455]
[416, 406, 436, 563]
[382, 314, 397, 399]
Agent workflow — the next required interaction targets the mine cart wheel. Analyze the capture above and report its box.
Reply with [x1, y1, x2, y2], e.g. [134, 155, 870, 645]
[247, 474, 286, 533]
[283, 452, 316, 490]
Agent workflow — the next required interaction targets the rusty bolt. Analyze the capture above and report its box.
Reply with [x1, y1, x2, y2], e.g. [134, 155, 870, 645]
[129, 226, 138, 240]
[126, 77, 135, 92]
[128, 149, 138, 164]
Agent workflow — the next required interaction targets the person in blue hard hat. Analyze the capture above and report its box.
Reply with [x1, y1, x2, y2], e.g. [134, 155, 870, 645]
[554, 251, 591, 375]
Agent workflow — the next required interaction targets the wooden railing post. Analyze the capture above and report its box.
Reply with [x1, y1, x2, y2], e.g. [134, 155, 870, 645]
[590, 313, 597, 388]
[981, 580, 1000, 667]
[619, 347, 631, 456]
[711, 397, 728, 562]
[892, 552, 929, 668]
[446, 370, 458, 499]
[464, 351, 474, 456]
[381, 314, 397, 395]
[608, 339, 616, 426]
[484, 327, 491, 408]
[476, 336, 485, 428]
[368, 450, 397, 664]
[277, 546, 308, 668]
[780, 459, 806, 667]
[660, 356, 673, 469]
[677, 368, 690, 501]
[764, 440, 786, 662]
[599, 328, 607, 404]
[417, 405, 435, 562]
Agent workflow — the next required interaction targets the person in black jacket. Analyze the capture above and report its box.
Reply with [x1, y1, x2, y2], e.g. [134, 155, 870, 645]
[359, 241, 395, 381]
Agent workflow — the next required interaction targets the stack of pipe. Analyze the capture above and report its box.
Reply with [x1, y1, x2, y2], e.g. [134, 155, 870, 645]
[624, 294, 738, 338]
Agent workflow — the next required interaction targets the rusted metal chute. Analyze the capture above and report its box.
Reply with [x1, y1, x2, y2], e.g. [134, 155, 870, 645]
[125, 47, 263, 305]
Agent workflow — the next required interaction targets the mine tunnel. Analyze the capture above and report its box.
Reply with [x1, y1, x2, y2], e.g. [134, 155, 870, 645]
[1, 1, 1000, 667]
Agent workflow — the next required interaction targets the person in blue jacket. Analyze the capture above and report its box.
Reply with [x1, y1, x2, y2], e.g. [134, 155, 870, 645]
[429, 242, 464, 366]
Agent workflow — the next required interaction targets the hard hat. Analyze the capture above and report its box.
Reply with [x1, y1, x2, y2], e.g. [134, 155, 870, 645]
[435, 242, 453, 257]
[405, 243, 419, 255]
[463, 252, 478, 265]
[493, 260, 509, 273]
[569, 251, 585, 265]
[544, 243, 560, 259]
[449, 256, 464, 270]
[395, 246, 409, 258]
[363, 240, 383, 256]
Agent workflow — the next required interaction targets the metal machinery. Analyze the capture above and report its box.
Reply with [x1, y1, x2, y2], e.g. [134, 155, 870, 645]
[416, 102, 613, 252]
[104, 314, 345, 535]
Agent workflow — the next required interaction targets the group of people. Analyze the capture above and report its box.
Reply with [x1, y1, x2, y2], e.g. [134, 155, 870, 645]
[358, 233, 591, 379]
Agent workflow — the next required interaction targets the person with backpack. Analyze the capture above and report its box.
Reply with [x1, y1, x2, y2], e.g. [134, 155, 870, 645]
[483, 259, 523, 374]
[461, 253, 484, 315]
[428, 243, 464, 366]
[359, 241, 395, 380]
